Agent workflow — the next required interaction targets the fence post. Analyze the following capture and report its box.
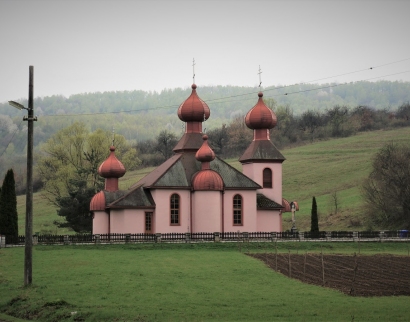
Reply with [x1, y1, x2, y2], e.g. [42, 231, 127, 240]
[63, 235, 69, 245]
[353, 231, 358, 242]
[214, 232, 220, 242]
[271, 232, 277, 242]
[326, 231, 332, 241]
[95, 234, 101, 244]
[33, 235, 38, 246]
[299, 231, 304, 241]
[242, 232, 249, 242]
[0, 236, 5, 248]
[125, 233, 131, 243]
[185, 232, 191, 243]
[379, 231, 385, 242]
[156, 233, 162, 243]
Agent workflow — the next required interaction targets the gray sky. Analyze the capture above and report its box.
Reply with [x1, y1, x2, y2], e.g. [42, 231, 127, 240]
[1, 0, 409, 103]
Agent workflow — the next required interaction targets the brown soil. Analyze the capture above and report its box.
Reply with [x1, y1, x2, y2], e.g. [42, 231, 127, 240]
[248, 253, 410, 297]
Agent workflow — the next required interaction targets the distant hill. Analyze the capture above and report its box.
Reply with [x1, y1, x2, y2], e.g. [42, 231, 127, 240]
[1, 80, 410, 181]
[15, 127, 410, 234]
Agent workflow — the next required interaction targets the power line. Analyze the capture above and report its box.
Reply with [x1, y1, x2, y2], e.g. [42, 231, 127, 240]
[37, 58, 410, 117]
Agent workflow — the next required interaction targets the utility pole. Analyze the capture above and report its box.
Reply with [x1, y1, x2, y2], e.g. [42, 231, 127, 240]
[8, 66, 37, 286]
[24, 66, 34, 286]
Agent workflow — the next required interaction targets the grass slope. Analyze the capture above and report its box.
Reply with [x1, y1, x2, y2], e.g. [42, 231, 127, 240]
[17, 127, 410, 235]
[1, 243, 410, 321]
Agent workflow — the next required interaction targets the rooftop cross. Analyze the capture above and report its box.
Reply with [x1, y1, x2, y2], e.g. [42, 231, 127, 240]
[258, 65, 262, 90]
[192, 58, 196, 84]
[112, 126, 115, 146]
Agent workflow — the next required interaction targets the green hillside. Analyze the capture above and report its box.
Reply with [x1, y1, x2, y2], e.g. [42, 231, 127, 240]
[17, 127, 410, 234]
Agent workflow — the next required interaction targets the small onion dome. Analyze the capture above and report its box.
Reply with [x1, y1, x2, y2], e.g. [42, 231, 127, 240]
[90, 191, 105, 211]
[192, 169, 224, 191]
[195, 135, 215, 162]
[98, 146, 126, 178]
[178, 84, 210, 122]
[245, 92, 277, 130]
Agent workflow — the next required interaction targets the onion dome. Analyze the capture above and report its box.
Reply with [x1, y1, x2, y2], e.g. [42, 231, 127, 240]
[192, 170, 224, 191]
[90, 191, 105, 211]
[245, 92, 277, 130]
[98, 146, 126, 178]
[195, 135, 215, 163]
[192, 135, 224, 191]
[178, 84, 210, 122]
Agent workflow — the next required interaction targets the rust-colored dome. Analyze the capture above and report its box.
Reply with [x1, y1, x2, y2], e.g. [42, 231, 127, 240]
[98, 146, 126, 178]
[178, 84, 210, 122]
[192, 170, 224, 191]
[90, 191, 105, 211]
[195, 135, 215, 162]
[245, 92, 277, 130]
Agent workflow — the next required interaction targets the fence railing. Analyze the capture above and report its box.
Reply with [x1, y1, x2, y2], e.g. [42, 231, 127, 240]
[0, 230, 408, 247]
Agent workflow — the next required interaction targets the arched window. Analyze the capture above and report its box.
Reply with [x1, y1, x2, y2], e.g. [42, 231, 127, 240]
[263, 168, 272, 188]
[233, 194, 243, 225]
[170, 194, 180, 225]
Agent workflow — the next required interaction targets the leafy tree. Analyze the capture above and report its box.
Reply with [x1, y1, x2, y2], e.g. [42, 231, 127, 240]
[0, 169, 18, 243]
[298, 110, 323, 141]
[326, 105, 349, 137]
[362, 142, 410, 229]
[207, 124, 228, 157]
[37, 122, 140, 232]
[310, 196, 319, 234]
[155, 130, 178, 161]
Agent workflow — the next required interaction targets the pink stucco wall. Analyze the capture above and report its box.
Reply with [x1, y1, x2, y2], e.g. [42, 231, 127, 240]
[93, 211, 109, 234]
[109, 209, 145, 234]
[242, 162, 282, 203]
[192, 191, 222, 232]
[257, 210, 282, 232]
[223, 190, 257, 232]
[151, 189, 191, 233]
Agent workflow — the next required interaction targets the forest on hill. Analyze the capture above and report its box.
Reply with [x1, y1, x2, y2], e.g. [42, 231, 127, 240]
[1, 80, 410, 184]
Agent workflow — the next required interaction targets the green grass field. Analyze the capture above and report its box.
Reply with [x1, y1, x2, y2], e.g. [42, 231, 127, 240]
[1, 242, 410, 321]
[16, 127, 410, 235]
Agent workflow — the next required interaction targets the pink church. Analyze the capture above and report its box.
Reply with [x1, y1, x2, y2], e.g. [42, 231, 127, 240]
[90, 84, 296, 234]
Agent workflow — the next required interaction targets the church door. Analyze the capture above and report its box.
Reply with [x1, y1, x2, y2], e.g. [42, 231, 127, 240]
[145, 212, 153, 234]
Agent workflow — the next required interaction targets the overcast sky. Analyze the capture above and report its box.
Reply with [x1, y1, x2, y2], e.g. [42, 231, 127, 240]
[1, 0, 409, 103]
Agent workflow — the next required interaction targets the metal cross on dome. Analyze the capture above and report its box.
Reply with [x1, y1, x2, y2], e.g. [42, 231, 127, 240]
[258, 65, 262, 91]
[192, 58, 196, 84]
[112, 126, 115, 146]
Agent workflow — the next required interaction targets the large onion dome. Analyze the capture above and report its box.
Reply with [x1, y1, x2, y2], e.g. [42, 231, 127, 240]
[98, 146, 126, 178]
[245, 92, 277, 130]
[177, 84, 210, 122]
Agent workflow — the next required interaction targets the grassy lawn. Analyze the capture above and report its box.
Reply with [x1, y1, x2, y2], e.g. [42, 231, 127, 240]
[1, 242, 409, 321]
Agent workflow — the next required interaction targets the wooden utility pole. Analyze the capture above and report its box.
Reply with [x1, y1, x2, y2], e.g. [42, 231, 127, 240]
[24, 66, 34, 286]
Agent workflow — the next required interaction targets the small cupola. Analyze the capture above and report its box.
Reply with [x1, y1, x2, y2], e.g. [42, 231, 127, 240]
[98, 146, 126, 191]
[192, 135, 224, 191]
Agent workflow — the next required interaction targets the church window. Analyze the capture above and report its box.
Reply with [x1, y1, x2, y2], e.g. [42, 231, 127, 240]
[170, 194, 180, 225]
[233, 194, 243, 225]
[263, 168, 272, 188]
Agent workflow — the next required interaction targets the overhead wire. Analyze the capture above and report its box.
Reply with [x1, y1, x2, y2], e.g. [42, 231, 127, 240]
[14, 57, 410, 118]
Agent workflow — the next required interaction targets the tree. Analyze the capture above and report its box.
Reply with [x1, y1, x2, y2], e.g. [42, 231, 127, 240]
[362, 142, 410, 229]
[310, 196, 319, 234]
[298, 110, 323, 141]
[326, 105, 349, 137]
[0, 169, 18, 243]
[155, 130, 177, 161]
[37, 122, 140, 233]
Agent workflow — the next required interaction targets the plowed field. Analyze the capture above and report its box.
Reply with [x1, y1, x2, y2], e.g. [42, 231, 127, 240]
[249, 253, 410, 297]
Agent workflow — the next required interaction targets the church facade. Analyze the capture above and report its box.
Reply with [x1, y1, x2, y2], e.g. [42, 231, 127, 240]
[90, 84, 297, 234]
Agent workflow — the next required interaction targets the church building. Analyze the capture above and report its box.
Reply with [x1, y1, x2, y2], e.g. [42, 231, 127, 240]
[90, 83, 297, 234]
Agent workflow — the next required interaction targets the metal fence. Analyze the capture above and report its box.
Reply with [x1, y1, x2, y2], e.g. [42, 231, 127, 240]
[1, 230, 408, 247]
